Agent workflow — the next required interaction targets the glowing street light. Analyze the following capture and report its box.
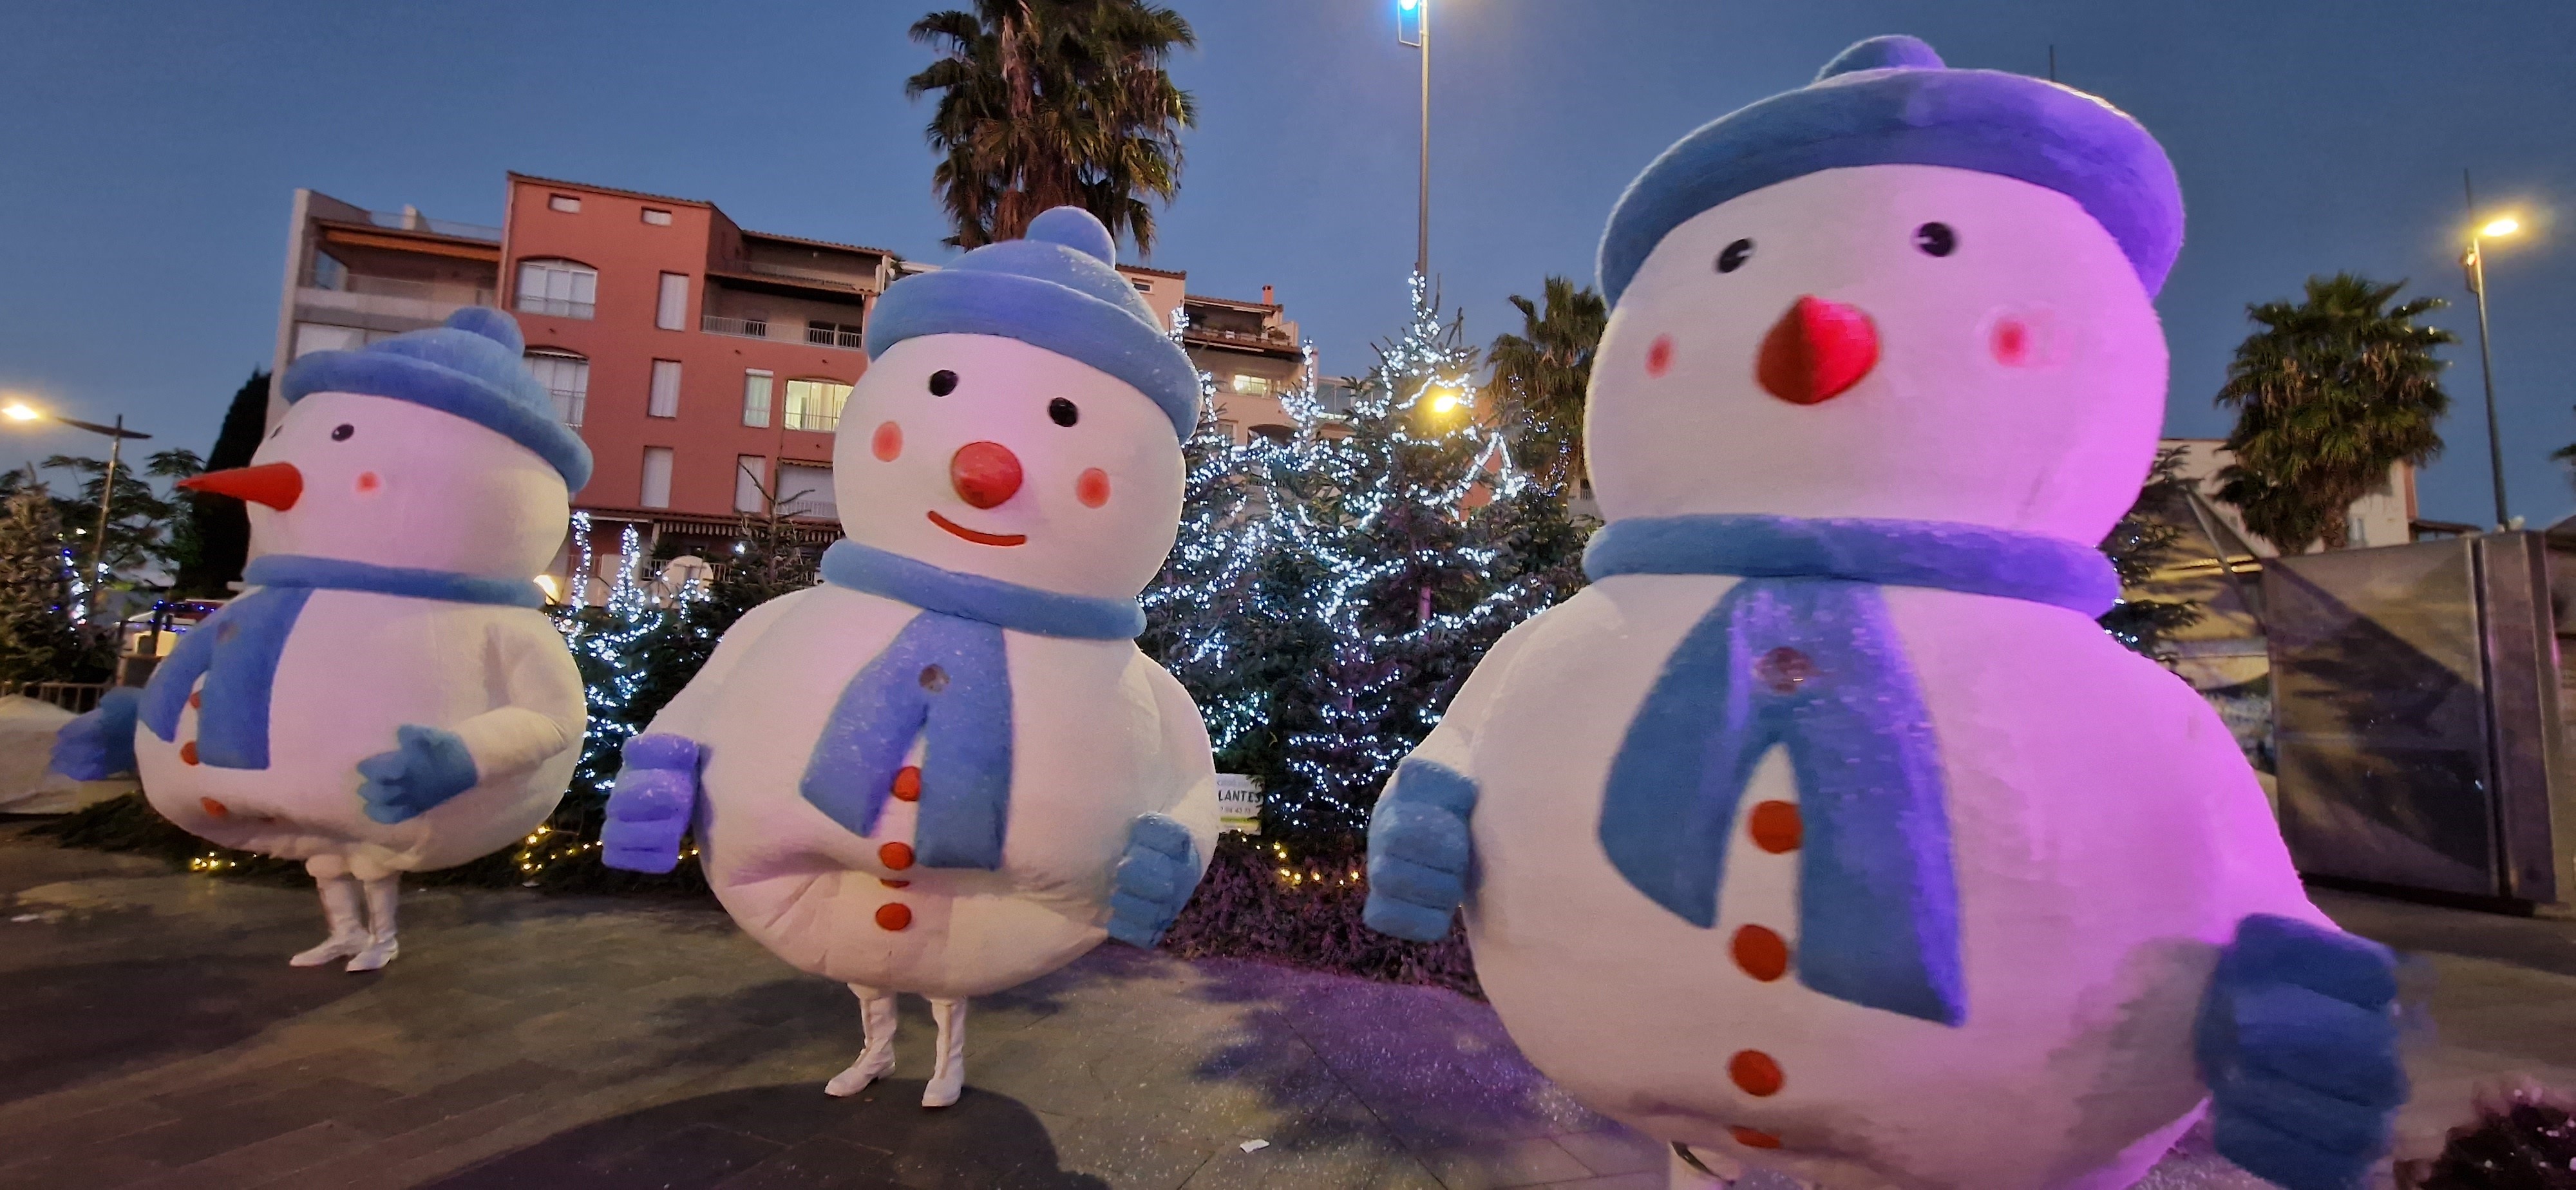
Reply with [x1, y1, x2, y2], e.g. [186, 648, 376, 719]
[2, 403, 39, 422]
[2461, 169, 2527, 530]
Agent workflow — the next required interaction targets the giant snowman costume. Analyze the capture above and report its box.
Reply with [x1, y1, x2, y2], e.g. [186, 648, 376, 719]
[53, 308, 589, 972]
[1363, 38, 2405, 1190]
[603, 207, 1219, 1108]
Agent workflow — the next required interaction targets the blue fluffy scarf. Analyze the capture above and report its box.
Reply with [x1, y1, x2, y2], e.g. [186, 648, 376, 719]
[1586, 515, 2117, 1026]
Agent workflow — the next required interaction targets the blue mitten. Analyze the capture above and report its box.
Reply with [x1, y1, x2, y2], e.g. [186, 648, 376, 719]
[2197, 913, 2406, 1190]
[355, 724, 480, 824]
[52, 687, 143, 780]
[1363, 759, 1478, 941]
[1107, 813, 1202, 948]
[602, 733, 702, 874]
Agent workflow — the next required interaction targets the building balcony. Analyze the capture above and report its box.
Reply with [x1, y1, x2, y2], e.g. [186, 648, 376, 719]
[518, 295, 594, 320]
[701, 314, 865, 352]
[296, 275, 495, 332]
[1184, 323, 1300, 357]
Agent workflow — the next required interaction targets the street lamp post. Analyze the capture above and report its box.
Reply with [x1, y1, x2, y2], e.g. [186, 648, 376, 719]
[2460, 169, 2522, 532]
[1398, 0, 1430, 278]
[3, 401, 153, 619]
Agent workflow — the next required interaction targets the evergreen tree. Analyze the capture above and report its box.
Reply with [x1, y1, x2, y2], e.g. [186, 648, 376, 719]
[2098, 445, 2202, 662]
[173, 370, 270, 598]
[0, 486, 101, 683]
[1481, 276, 1607, 500]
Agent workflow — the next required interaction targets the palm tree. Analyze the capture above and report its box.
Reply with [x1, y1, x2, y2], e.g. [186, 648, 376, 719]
[905, 0, 1196, 256]
[2213, 273, 2456, 552]
[1480, 277, 1607, 498]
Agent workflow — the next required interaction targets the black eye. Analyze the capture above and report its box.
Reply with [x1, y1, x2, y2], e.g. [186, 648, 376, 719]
[330, 424, 355, 441]
[1716, 238, 1754, 273]
[1914, 222, 1956, 257]
[1047, 397, 1079, 427]
[927, 370, 958, 397]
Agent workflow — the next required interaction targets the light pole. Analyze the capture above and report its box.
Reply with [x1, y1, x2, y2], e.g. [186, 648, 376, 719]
[1398, 0, 1430, 278]
[2459, 169, 2523, 531]
[3, 401, 153, 619]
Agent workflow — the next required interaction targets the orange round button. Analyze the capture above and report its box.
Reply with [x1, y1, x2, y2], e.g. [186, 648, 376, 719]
[199, 797, 228, 818]
[180, 741, 200, 766]
[1729, 1126, 1782, 1149]
[1729, 1050, 1783, 1097]
[1747, 801, 1802, 853]
[878, 842, 915, 871]
[188, 692, 202, 710]
[880, 879, 911, 889]
[875, 903, 913, 931]
[1732, 925, 1789, 981]
[891, 766, 922, 802]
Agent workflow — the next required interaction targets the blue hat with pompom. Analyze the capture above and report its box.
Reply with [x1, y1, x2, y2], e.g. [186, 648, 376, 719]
[864, 207, 1200, 439]
[1598, 35, 2183, 308]
[278, 307, 594, 489]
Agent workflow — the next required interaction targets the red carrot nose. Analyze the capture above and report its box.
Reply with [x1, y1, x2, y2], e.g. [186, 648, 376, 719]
[1756, 296, 1879, 405]
[178, 462, 303, 511]
[949, 441, 1023, 509]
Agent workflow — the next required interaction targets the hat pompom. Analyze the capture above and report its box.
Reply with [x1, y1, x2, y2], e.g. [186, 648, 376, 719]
[1025, 207, 1117, 265]
[443, 306, 525, 353]
[1817, 35, 1944, 80]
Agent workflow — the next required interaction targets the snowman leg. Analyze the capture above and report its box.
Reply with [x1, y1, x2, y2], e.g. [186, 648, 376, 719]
[921, 996, 969, 1108]
[824, 984, 900, 1097]
[289, 859, 366, 968]
[1669, 1142, 1743, 1189]
[346, 874, 400, 972]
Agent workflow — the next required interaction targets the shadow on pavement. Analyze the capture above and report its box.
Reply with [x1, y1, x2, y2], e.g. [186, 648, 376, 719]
[422, 1081, 1108, 1190]
[0, 954, 372, 1104]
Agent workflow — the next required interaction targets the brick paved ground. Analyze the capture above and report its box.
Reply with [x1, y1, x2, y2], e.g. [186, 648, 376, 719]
[5, 821, 2570, 1189]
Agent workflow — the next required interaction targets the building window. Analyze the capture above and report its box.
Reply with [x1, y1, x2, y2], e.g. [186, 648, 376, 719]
[525, 350, 590, 426]
[784, 379, 851, 432]
[548, 194, 581, 214]
[775, 462, 835, 520]
[735, 456, 770, 513]
[1131, 278, 1151, 292]
[309, 251, 348, 292]
[655, 272, 688, 331]
[516, 259, 596, 319]
[806, 319, 864, 350]
[1230, 374, 1273, 397]
[639, 447, 674, 509]
[641, 207, 673, 226]
[649, 360, 682, 419]
[292, 322, 366, 359]
[742, 370, 773, 428]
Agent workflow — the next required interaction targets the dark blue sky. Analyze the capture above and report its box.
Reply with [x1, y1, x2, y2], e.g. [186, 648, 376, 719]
[2, 1, 2568, 527]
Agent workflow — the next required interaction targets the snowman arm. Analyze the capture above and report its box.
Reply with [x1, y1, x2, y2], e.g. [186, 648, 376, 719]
[2195, 914, 2404, 1190]
[1105, 665, 1222, 948]
[444, 618, 587, 779]
[1362, 621, 1533, 942]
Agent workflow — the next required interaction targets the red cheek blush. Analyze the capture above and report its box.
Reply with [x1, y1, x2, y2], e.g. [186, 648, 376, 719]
[872, 421, 902, 462]
[1076, 468, 1111, 508]
[355, 471, 382, 494]
[1646, 335, 1674, 377]
[1991, 319, 2031, 366]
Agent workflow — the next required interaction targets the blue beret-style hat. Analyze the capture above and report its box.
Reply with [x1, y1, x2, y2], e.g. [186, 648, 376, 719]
[1598, 35, 2184, 307]
[278, 307, 594, 489]
[864, 207, 1201, 439]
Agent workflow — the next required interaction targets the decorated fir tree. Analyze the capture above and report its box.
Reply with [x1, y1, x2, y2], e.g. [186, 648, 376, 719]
[0, 486, 99, 683]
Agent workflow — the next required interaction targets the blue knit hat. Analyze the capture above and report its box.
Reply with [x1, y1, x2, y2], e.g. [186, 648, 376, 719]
[865, 207, 1200, 439]
[279, 307, 594, 489]
[1598, 35, 2183, 308]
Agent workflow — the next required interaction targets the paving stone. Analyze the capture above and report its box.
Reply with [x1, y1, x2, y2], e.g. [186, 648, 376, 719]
[1544, 1130, 1665, 1178]
[1416, 1137, 1593, 1189]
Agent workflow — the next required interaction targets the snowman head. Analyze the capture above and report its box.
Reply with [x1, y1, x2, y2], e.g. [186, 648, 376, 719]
[845, 207, 1199, 600]
[186, 308, 590, 579]
[1588, 35, 2183, 547]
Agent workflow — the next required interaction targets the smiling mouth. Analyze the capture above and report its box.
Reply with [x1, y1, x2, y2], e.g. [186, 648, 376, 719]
[927, 510, 1027, 547]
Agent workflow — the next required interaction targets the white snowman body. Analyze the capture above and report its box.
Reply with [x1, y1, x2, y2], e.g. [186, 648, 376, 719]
[1426, 165, 2331, 1189]
[139, 391, 583, 878]
[650, 332, 1219, 999]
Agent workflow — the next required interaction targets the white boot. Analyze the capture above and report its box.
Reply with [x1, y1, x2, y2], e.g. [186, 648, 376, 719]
[289, 876, 366, 967]
[921, 997, 969, 1108]
[824, 985, 900, 1097]
[346, 875, 400, 972]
